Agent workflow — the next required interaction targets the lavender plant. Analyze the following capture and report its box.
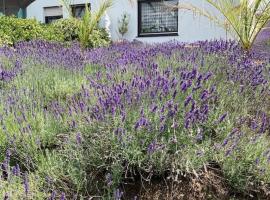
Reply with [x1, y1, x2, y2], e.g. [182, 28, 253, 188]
[0, 39, 269, 198]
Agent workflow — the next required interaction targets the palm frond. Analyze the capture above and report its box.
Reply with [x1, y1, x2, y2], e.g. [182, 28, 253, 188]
[178, 0, 270, 49]
[78, 0, 113, 48]
[58, 0, 73, 18]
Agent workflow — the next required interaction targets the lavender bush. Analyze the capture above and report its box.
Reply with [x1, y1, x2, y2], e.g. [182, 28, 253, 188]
[0, 40, 269, 199]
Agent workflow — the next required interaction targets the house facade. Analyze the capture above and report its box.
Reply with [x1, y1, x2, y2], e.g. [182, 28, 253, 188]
[27, 0, 230, 43]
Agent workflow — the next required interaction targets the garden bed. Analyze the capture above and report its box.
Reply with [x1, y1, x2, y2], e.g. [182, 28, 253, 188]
[0, 40, 270, 199]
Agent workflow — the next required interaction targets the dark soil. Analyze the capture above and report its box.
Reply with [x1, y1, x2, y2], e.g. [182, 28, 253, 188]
[119, 165, 270, 200]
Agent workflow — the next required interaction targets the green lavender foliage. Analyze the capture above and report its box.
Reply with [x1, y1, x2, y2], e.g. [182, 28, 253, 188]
[0, 40, 270, 198]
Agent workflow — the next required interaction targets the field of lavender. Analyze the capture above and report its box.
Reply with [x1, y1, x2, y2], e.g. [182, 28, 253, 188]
[0, 40, 270, 199]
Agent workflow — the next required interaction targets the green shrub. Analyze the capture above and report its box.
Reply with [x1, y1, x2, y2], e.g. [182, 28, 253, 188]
[0, 16, 64, 44]
[13, 65, 86, 103]
[0, 30, 12, 46]
[52, 18, 111, 48]
[0, 16, 110, 48]
[77, 1, 112, 48]
[0, 16, 43, 44]
[0, 173, 47, 199]
[41, 24, 65, 42]
[51, 18, 80, 41]
[87, 28, 110, 48]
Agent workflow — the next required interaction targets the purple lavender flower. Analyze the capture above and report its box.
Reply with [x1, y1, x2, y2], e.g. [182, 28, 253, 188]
[0, 39, 268, 199]
[204, 72, 213, 81]
[195, 128, 203, 142]
[184, 118, 191, 129]
[12, 164, 20, 176]
[200, 90, 209, 100]
[147, 140, 157, 155]
[5, 149, 11, 162]
[134, 117, 149, 130]
[222, 139, 229, 147]
[184, 95, 192, 107]
[181, 82, 188, 92]
[160, 124, 167, 132]
[255, 158, 260, 165]
[151, 104, 158, 113]
[60, 192, 66, 200]
[70, 120, 77, 129]
[1, 160, 9, 180]
[105, 173, 113, 187]
[49, 191, 56, 200]
[218, 113, 228, 123]
[23, 173, 29, 195]
[225, 148, 232, 157]
[76, 132, 82, 145]
[114, 189, 123, 200]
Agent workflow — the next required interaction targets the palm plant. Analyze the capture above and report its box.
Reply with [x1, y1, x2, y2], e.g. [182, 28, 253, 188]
[78, 0, 113, 48]
[58, 0, 112, 48]
[129, 0, 270, 50]
[178, 0, 270, 50]
[58, 0, 73, 18]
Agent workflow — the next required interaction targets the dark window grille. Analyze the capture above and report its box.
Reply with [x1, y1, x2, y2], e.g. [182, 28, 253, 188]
[44, 6, 63, 24]
[71, 4, 90, 18]
[138, 0, 178, 37]
[45, 15, 63, 24]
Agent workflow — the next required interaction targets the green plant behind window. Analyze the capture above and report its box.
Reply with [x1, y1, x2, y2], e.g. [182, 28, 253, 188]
[118, 13, 130, 38]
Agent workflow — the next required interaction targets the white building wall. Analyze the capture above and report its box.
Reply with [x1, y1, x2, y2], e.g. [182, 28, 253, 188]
[27, 0, 93, 21]
[27, 0, 229, 43]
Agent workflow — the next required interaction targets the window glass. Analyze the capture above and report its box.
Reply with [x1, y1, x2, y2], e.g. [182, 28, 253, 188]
[138, 0, 178, 36]
[71, 4, 90, 18]
[44, 6, 63, 24]
[45, 16, 62, 24]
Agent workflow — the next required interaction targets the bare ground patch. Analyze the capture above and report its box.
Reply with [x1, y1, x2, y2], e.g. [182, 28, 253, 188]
[120, 165, 270, 200]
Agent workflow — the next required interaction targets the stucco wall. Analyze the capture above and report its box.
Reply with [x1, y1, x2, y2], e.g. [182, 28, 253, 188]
[27, 0, 229, 43]
[27, 0, 92, 20]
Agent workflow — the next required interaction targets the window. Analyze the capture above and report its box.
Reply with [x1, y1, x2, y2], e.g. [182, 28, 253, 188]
[138, 0, 178, 37]
[44, 6, 63, 24]
[71, 4, 90, 18]
[45, 16, 62, 24]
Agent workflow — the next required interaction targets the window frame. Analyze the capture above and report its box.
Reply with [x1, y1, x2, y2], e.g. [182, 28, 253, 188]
[70, 3, 91, 18]
[45, 15, 63, 24]
[138, 0, 179, 37]
[44, 6, 63, 24]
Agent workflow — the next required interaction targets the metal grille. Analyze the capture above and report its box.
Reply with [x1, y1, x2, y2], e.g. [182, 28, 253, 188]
[45, 16, 62, 24]
[139, 0, 178, 35]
